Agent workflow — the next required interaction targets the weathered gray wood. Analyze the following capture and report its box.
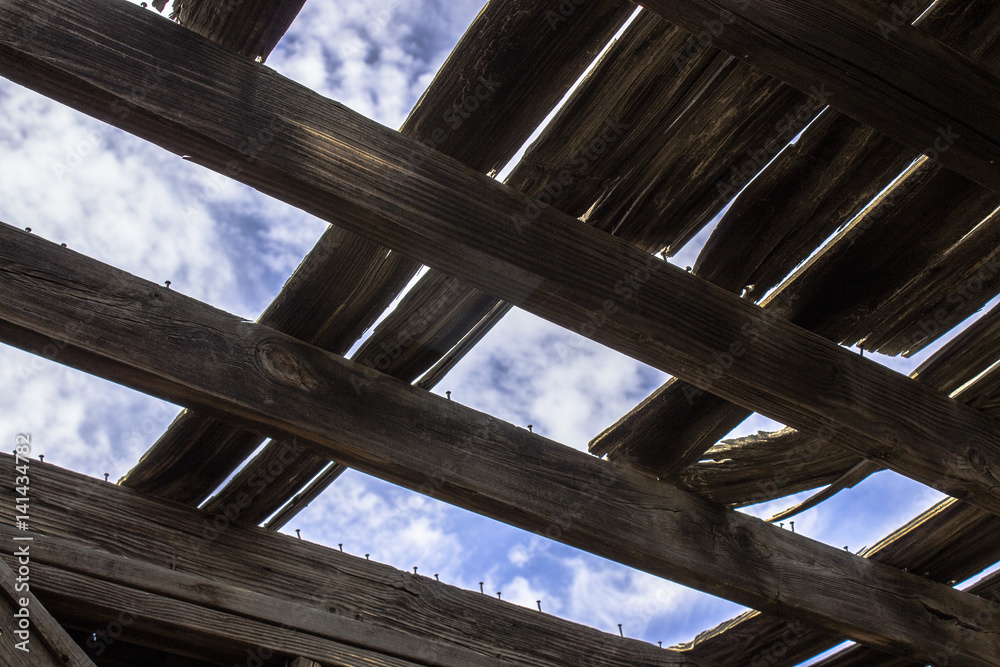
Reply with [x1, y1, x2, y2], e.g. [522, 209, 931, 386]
[861, 204, 1000, 356]
[206, 9, 735, 522]
[0, 526, 508, 667]
[126, 0, 633, 505]
[0, 457, 692, 667]
[171, 0, 306, 61]
[637, 0, 1000, 194]
[0, 556, 95, 667]
[7, 0, 1000, 514]
[678, 298, 1000, 665]
[810, 567, 1000, 666]
[2, 227, 1000, 664]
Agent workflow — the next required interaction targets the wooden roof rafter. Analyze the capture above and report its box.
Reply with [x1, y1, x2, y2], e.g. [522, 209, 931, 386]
[4, 0, 1000, 662]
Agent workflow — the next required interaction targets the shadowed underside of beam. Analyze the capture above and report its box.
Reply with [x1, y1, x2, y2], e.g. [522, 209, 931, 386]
[4, 224, 1000, 664]
[123, 0, 635, 506]
[590, 0, 1000, 487]
[5, 0, 1000, 517]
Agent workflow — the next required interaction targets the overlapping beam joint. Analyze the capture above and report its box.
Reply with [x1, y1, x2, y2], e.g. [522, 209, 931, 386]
[2, 0, 1000, 664]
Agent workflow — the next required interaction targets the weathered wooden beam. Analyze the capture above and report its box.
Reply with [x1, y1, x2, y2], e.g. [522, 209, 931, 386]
[171, 0, 306, 61]
[0, 526, 506, 667]
[0, 557, 95, 667]
[677, 299, 1000, 665]
[2, 226, 1000, 663]
[125, 0, 634, 506]
[813, 570, 1000, 666]
[636, 0, 1000, 194]
[0, 457, 692, 667]
[6, 0, 1000, 515]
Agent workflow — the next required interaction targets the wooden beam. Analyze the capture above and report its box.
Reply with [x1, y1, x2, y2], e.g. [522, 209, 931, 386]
[124, 0, 635, 505]
[0, 557, 95, 667]
[636, 0, 1000, 194]
[171, 0, 306, 61]
[5, 0, 1000, 516]
[2, 227, 1000, 664]
[0, 526, 506, 667]
[0, 457, 692, 667]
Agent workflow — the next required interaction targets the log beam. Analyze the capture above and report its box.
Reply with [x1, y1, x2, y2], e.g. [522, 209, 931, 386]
[1, 224, 1000, 664]
[2, 0, 1000, 515]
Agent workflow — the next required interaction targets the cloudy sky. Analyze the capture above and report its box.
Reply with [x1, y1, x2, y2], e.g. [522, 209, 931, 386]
[1, 0, 997, 661]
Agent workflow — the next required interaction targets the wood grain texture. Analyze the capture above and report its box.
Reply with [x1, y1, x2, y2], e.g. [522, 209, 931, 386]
[638, 0, 1000, 194]
[0, 457, 693, 667]
[209, 7, 819, 525]
[0, 556, 95, 667]
[2, 227, 1000, 663]
[812, 570, 1000, 667]
[126, 0, 631, 505]
[171, 0, 306, 61]
[4, 0, 1000, 512]
[590, 0, 1000, 484]
[677, 298, 1000, 665]
[0, 526, 505, 667]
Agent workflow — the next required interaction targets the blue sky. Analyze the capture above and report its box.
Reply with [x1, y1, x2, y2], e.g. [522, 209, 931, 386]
[2, 0, 998, 660]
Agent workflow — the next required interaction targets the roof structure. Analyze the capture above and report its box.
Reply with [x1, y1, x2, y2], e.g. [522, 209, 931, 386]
[1, 0, 1000, 664]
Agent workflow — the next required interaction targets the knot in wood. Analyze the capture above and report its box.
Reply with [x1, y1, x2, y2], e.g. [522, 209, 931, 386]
[257, 340, 320, 391]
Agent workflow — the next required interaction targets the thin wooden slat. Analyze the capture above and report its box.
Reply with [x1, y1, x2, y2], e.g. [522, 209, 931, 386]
[677, 305, 1000, 665]
[7, 0, 1000, 515]
[171, 0, 306, 61]
[3, 228, 1000, 663]
[0, 557, 95, 667]
[0, 526, 508, 667]
[206, 11, 770, 525]
[125, 0, 634, 504]
[675, 428, 860, 507]
[812, 570, 1000, 666]
[637, 0, 1000, 194]
[0, 457, 692, 667]
[859, 204, 1000, 356]
[263, 461, 347, 530]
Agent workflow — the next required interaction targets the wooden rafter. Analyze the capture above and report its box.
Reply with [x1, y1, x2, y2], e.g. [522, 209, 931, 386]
[0, 558, 95, 667]
[124, 0, 635, 508]
[0, 456, 691, 667]
[3, 0, 1000, 516]
[2, 224, 1000, 664]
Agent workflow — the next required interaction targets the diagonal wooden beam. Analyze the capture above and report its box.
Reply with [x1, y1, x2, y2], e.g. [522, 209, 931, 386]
[2, 224, 1000, 664]
[125, 0, 635, 506]
[0, 557, 95, 667]
[0, 526, 509, 667]
[637, 0, 1000, 194]
[4, 0, 1000, 515]
[170, 0, 306, 61]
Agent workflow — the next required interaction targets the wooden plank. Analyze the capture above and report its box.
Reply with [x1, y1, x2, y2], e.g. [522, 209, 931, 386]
[171, 0, 306, 61]
[590, 0, 1000, 478]
[675, 428, 860, 507]
[203, 10, 798, 525]
[0, 526, 508, 667]
[124, 0, 633, 504]
[678, 302, 1000, 665]
[0, 557, 95, 667]
[0, 458, 692, 667]
[263, 461, 347, 530]
[859, 204, 1000, 356]
[3, 229, 1000, 663]
[636, 0, 1000, 194]
[812, 570, 1000, 666]
[32, 563, 434, 667]
[7, 0, 1000, 514]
